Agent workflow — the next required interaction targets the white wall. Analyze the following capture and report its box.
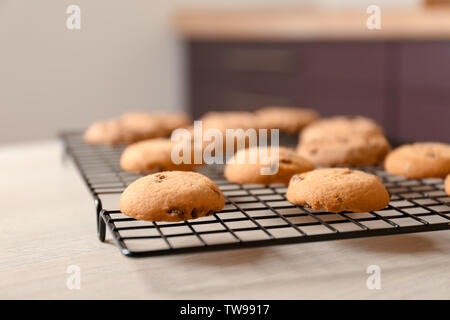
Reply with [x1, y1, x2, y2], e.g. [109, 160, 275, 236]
[0, 0, 421, 144]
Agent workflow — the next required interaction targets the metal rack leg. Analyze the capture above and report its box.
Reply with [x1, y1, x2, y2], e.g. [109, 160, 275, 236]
[97, 211, 106, 242]
[94, 198, 106, 242]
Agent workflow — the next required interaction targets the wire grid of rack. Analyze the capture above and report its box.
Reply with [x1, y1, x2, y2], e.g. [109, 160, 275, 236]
[62, 132, 450, 258]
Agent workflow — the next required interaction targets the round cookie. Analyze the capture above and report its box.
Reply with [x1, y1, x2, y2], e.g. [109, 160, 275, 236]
[120, 138, 201, 174]
[225, 146, 314, 185]
[200, 111, 259, 131]
[119, 171, 225, 222]
[445, 175, 450, 196]
[84, 119, 134, 146]
[300, 116, 384, 142]
[256, 106, 319, 134]
[152, 111, 192, 136]
[84, 110, 192, 146]
[198, 111, 261, 156]
[122, 110, 192, 139]
[121, 112, 166, 140]
[384, 142, 450, 179]
[297, 133, 391, 166]
[286, 168, 390, 213]
[297, 116, 390, 166]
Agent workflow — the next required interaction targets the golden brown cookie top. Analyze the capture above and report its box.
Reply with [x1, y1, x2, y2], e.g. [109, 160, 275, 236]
[286, 168, 390, 213]
[83, 118, 134, 146]
[256, 106, 319, 134]
[200, 111, 259, 132]
[84, 110, 192, 146]
[297, 133, 391, 166]
[225, 146, 314, 185]
[151, 111, 192, 135]
[296, 115, 390, 166]
[300, 115, 384, 142]
[120, 138, 199, 173]
[119, 171, 225, 222]
[384, 142, 450, 179]
[121, 111, 161, 127]
[121, 112, 168, 139]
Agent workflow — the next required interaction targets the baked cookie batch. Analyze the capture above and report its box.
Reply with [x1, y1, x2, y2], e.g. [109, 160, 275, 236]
[84, 107, 450, 222]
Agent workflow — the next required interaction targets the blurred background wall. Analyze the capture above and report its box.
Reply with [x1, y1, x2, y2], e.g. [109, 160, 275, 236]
[0, 0, 421, 144]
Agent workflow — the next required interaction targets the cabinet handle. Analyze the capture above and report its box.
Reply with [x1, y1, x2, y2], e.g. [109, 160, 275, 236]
[225, 91, 293, 107]
[223, 48, 295, 73]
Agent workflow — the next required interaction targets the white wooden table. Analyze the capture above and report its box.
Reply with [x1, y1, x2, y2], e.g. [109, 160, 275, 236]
[1, 140, 449, 299]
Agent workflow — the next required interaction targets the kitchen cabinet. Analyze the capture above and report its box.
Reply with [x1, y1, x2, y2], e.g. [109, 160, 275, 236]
[187, 41, 450, 142]
[396, 43, 450, 141]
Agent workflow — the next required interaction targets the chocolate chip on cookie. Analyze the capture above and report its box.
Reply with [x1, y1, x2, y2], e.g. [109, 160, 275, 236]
[286, 168, 390, 213]
[384, 142, 450, 179]
[119, 171, 225, 222]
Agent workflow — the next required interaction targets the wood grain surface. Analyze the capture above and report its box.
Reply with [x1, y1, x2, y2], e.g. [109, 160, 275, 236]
[175, 8, 450, 41]
[0, 140, 449, 299]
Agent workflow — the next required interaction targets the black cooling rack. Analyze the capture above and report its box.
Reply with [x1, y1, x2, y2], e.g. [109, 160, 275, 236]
[61, 132, 450, 258]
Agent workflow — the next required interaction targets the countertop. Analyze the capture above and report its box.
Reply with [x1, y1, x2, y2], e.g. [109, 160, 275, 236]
[175, 8, 450, 41]
[1, 140, 450, 299]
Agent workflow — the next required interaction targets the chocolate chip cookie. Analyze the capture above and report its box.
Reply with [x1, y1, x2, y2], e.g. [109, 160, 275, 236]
[120, 112, 165, 141]
[120, 138, 201, 174]
[225, 146, 314, 185]
[84, 119, 135, 146]
[256, 106, 319, 134]
[197, 111, 261, 156]
[384, 142, 450, 179]
[298, 133, 391, 166]
[154, 111, 192, 136]
[300, 116, 384, 142]
[119, 171, 225, 222]
[200, 111, 259, 132]
[84, 110, 192, 146]
[297, 116, 390, 166]
[286, 168, 390, 213]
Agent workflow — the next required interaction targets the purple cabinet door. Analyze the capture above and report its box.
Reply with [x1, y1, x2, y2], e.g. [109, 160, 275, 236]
[397, 43, 450, 142]
[188, 42, 385, 123]
[187, 41, 450, 142]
